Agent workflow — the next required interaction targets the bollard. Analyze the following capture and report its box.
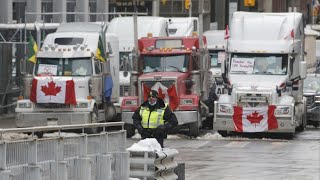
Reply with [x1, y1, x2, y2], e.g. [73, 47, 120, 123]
[174, 163, 185, 180]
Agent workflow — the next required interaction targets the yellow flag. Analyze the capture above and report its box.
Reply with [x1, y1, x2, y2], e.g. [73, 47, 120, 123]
[95, 36, 107, 62]
[27, 33, 38, 64]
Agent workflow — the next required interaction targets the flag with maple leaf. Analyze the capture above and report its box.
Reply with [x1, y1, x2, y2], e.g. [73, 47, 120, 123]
[30, 78, 76, 105]
[143, 82, 179, 110]
[232, 105, 278, 132]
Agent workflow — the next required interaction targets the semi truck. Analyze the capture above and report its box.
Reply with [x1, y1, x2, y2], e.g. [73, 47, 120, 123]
[214, 12, 307, 138]
[167, 17, 199, 37]
[121, 34, 213, 137]
[106, 16, 168, 100]
[15, 22, 119, 133]
[204, 30, 226, 96]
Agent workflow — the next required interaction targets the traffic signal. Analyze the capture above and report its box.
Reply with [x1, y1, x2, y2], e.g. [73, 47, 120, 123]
[185, 0, 191, 10]
[244, 0, 255, 7]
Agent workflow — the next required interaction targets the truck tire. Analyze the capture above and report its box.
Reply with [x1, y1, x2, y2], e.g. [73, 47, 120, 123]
[35, 131, 44, 138]
[296, 104, 307, 132]
[189, 121, 200, 137]
[125, 124, 136, 138]
[312, 121, 319, 128]
[217, 130, 228, 137]
[105, 102, 117, 121]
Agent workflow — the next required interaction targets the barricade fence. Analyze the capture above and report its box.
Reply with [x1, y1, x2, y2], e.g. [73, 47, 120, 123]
[129, 148, 179, 180]
[0, 122, 129, 180]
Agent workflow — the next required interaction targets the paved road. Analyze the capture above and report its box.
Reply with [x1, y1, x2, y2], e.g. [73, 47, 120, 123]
[1, 114, 319, 179]
[128, 127, 320, 180]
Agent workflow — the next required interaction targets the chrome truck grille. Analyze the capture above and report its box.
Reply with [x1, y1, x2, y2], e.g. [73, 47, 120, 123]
[141, 80, 176, 103]
[120, 85, 130, 97]
[305, 95, 315, 106]
[143, 80, 175, 89]
[35, 103, 71, 109]
[237, 93, 271, 107]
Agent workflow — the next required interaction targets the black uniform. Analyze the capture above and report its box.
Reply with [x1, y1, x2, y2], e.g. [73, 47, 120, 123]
[132, 98, 178, 148]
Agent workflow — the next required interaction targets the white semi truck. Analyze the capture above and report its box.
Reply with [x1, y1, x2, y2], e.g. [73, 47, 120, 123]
[15, 23, 119, 132]
[214, 12, 307, 138]
[167, 17, 199, 37]
[106, 16, 168, 99]
[204, 30, 226, 96]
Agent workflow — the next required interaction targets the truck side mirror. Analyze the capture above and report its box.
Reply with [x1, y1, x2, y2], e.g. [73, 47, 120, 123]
[221, 59, 225, 74]
[227, 85, 233, 95]
[276, 86, 282, 97]
[122, 56, 129, 73]
[299, 61, 307, 80]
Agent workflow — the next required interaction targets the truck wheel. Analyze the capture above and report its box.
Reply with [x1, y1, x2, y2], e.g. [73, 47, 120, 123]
[125, 124, 135, 138]
[189, 121, 200, 137]
[217, 130, 228, 137]
[35, 131, 44, 138]
[296, 111, 307, 132]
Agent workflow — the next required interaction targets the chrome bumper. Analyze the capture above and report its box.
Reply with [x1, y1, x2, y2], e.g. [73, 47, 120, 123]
[307, 106, 320, 122]
[213, 114, 295, 133]
[16, 112, 92, 127]
[122, 110, 199, 125]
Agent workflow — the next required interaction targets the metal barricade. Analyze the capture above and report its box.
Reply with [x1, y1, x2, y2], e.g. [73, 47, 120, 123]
[129, 148, 179, 180]
[0, 122, 129, 180]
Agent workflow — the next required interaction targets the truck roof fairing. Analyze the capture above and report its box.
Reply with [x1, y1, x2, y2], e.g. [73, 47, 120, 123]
[228, 12, 303, 53]
[204, 30, 226, 50]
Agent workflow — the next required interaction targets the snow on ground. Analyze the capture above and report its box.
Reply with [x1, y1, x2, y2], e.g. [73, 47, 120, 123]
[127, 138, 162, 152]
[0, 133, 31, 140]
[43, 132, 81, 138]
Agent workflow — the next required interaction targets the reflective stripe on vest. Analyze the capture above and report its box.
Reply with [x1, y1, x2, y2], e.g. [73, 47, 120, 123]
[140, 104, 167, 129]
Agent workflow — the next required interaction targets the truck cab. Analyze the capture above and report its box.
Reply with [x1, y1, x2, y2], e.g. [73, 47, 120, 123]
[214, 12, 307, 137]
[16, 23, 119, 128]
[107, 16, 169, 100]
[303, 73, 320, 127]
[121, 35, 211, 137]
[204, 30, 227, 96]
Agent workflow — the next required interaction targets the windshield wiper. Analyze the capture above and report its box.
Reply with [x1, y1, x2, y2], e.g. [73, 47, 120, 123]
[231, 71, 247, 74]
[168, 65, 184, 73]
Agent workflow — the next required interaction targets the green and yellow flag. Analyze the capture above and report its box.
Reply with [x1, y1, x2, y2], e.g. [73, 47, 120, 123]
[95, 35, 107, 62]
[27, 33, 38, 64]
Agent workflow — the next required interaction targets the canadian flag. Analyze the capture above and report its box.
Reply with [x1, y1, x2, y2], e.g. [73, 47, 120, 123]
[143, 82, 179, 110]
[224, 25, 230, 39]
[232, 105, 278, 132]
[30, 78, 76, 105]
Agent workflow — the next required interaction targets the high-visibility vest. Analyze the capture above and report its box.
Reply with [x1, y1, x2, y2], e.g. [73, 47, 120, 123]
[139, 104, 167, 129]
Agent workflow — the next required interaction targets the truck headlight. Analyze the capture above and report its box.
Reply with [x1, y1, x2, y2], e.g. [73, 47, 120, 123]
[125, 99, 138, 106]
[276, 106, 290, 115]
[219, 104, 233, 114]
[180, 99, 193, 105]
[76, 102, 88, 108]
[315, 96, 320, 103]
[18, 102, 32, 108]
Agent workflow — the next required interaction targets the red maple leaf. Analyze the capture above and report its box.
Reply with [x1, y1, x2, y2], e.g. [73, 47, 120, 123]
[246, 111, 264, 124]
[41, 81, 61, 96]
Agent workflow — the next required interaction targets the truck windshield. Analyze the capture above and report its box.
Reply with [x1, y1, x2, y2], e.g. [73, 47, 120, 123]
[35, 57, 92, 76]
[230, 53, 288, 75]
[142, 55, 189, 73]
[303, 76, 320, 91]
[120, 52, 133, 71]
[209, 50, 224, 68]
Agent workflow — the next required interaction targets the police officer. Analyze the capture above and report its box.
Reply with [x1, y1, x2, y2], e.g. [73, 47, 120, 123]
[132, 90, 178, 148]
